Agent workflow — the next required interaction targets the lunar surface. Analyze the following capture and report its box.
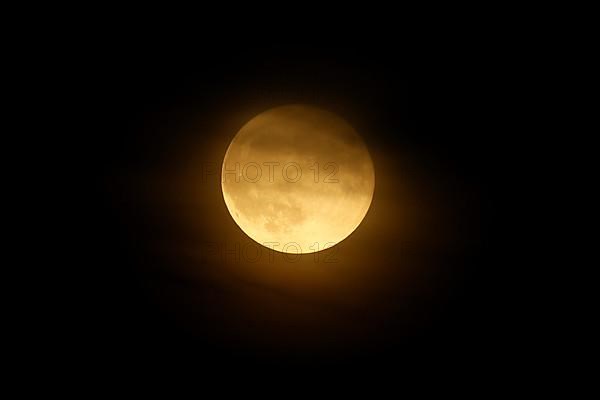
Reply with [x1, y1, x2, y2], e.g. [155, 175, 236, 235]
[221, 105, 375, 254]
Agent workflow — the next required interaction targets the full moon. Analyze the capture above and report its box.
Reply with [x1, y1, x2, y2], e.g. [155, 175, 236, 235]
[221, 105, 375, 254]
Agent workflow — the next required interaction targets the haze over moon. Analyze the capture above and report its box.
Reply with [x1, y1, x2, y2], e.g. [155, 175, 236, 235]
[221, 105, 375, 254]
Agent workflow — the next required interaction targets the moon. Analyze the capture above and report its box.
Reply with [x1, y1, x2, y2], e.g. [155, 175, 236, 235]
[221, 105, 375, 254]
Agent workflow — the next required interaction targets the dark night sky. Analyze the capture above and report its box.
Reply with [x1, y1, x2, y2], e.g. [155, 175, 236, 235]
[56, 34, 525, 378]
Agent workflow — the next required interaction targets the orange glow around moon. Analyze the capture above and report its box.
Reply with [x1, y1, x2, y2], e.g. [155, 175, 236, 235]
[221, 105, 375, 254]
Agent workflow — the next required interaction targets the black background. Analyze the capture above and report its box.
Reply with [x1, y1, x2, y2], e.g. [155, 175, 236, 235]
[57, 33, 523, 379]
